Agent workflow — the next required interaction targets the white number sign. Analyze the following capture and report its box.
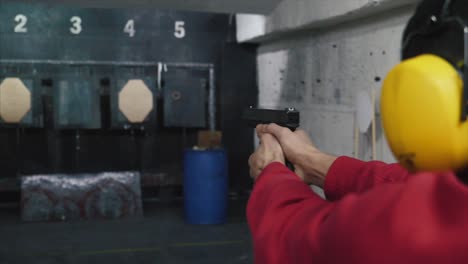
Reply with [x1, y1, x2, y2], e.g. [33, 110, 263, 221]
[14, 14, 28, 33]
[70, 16, 82, 35]
[174, 21, 185, 39]
[124, 20, 136, 37]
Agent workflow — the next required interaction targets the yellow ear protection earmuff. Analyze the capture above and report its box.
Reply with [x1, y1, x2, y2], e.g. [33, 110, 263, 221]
[381, 0, 468, 172]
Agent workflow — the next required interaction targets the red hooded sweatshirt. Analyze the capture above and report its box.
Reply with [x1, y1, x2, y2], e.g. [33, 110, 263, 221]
[247, 156, 468, 264]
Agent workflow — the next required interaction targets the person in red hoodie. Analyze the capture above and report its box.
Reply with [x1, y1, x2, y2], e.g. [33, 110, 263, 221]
[247, 0, 468, 263]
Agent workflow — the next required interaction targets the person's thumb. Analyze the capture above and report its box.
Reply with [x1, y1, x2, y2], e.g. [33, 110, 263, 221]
[259, 133, 276, 146]
[258, 123, 291, 141]
[260, 133, 285, 162]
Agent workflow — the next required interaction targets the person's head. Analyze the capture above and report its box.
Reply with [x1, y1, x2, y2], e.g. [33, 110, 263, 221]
[380, 0, 468, 174]
[402, 0, 468, 65]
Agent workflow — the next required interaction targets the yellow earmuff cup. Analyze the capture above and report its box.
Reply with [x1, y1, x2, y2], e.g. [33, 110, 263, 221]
[381, 54, 468, 172]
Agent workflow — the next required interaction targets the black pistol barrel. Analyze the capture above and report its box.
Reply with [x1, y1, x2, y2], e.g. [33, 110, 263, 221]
[242, 107, 300, 131]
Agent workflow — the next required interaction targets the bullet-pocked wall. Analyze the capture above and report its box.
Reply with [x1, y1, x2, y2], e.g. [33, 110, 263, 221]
[238, 0, 419, 163]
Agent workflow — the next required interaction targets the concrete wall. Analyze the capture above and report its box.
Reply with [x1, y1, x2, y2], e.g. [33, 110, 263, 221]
[250, 1, 420, 162]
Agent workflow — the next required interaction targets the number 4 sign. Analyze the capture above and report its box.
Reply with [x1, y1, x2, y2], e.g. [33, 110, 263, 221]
[124, 20, 136, 37]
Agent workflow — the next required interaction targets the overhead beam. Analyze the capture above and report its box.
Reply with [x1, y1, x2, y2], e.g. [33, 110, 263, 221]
[237, 0, 419, 43]
[2, 0, 281, 14]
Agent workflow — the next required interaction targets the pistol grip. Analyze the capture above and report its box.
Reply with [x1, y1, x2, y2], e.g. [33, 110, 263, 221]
[286, 160, 295, 172]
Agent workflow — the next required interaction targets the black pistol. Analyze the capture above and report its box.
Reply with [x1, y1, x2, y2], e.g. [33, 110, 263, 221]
[243, 107, 300, 171]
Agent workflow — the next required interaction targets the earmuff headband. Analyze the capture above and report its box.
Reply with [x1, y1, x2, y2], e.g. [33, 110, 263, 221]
[462, 26, 468, 120]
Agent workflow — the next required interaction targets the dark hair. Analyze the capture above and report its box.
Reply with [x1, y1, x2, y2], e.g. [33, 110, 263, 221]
[402, 0, 468, 67]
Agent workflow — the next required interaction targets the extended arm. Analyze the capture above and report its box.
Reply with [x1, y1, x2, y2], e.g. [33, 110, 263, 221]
[324, 156, 411, 201]
[256, 124, 412, 200]
[248, 162, 466, 264]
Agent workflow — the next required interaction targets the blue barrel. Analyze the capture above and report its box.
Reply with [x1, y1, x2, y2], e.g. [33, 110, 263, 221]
[183, 149, 228, 225]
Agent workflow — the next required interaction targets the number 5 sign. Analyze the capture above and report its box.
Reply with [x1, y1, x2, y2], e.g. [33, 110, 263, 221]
[174, 21, 185, 39]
